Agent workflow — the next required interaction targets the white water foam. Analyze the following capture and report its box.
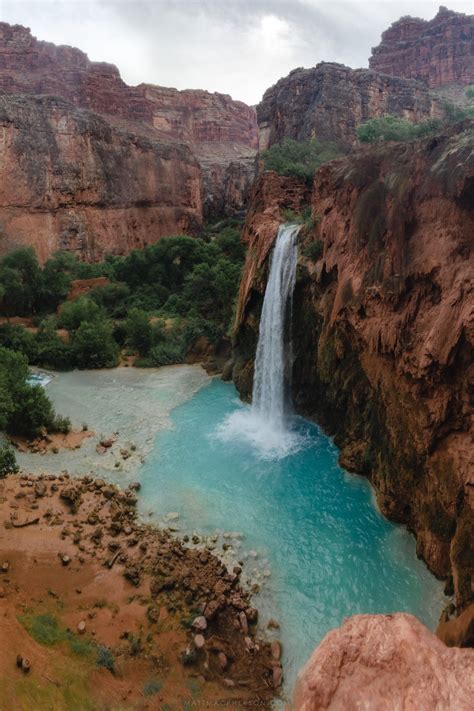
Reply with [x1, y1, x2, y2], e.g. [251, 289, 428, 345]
[218, 224, 304, 460]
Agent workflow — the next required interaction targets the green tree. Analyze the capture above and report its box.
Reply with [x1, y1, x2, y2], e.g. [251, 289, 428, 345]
[125, 308, 153, 356]
[0, 445, 19, 477]
[72, 320, 119, 369]
[0, 248, 42, 315]
[57, 297, 106, 331]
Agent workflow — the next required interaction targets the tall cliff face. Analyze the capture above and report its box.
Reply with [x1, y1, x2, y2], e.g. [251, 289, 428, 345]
[0, 22, 257, 259]
[0, 94, 202, 261]
[232, 122, 474, 613]
[369, 7, 474, 88]
[257, 62, 439, 150]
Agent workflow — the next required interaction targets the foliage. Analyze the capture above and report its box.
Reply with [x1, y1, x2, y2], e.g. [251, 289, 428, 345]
[262, 139, 342, 182]
[466, 85, 474, 100]
[0, 445, 19, 477]
[302, 240, 324, 261]
[125, 308, 153, 356]
[357, 104, 474, 144]
[72, 320, 119, 369]
[19, 613, 94, 657]
[143, 679, 162, 696]
[96, 646, 115, 674]
[57, 297, 106, 331]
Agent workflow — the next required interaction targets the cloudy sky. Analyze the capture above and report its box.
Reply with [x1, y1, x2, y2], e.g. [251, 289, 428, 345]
[1, 1, 472, 104]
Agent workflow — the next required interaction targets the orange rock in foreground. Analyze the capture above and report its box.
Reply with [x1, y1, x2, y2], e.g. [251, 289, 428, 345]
[293, 613, 474, 711]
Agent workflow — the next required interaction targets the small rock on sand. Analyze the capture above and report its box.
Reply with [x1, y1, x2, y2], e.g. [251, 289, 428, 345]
[271, 640, 282, 660]
[77, 620, 86, 634]
[192, 615, 207, 631]
[193, 634, 205, 649]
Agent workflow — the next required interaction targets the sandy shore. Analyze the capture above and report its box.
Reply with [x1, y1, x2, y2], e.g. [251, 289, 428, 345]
[0, 473, 280, 710]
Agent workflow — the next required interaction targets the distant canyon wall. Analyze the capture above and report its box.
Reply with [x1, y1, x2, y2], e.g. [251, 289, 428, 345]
[0, 22, 257, 260]
[369, 6, 474, 88]
[257, 62, 440, 151]
[232, 121, 474, 613]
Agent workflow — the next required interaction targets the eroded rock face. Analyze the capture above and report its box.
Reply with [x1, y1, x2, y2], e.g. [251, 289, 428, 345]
[293, 613, 474, 710]
[0, 94, 202, 261]
[0, 22, 257, 258]
[233, 122, 474, 612]
[369, 7, 474, 88]
[257, 62, 439, 150]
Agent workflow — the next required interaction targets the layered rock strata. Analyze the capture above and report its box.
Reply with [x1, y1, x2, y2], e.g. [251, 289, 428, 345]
[0, 94, 202, 261]
[293, 613, 474, 710]
[0, 22, 258, 259]
[369, 7, 474, 88]
[257, 62, 440, 151]
[232, 122, 474, 613]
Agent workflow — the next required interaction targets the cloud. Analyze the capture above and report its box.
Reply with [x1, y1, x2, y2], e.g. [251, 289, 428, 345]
[1, 0, 472, 104]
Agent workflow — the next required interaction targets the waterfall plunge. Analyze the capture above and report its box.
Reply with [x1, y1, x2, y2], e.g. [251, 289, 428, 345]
[217, 223, 304, 460]
[252, 223, 300, 429]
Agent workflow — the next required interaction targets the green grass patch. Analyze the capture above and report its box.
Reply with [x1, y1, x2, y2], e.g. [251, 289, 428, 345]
[143, 678, 163, 696]
[18, 613, 94, 658]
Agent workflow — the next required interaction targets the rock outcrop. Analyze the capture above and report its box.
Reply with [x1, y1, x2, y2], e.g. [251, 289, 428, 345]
[293, 613, 474, 710]
[257, 62, 439, 150]
[369, 7, 474, 88]
[0, 94, 202, 261]
[232, 121, 474, 614]
[0, 22, 257, 259]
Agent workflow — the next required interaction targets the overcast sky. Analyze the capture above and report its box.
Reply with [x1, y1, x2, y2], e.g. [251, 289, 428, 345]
[1, 1, 472, 104]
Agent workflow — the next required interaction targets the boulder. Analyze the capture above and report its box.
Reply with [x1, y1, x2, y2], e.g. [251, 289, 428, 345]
[293, 614, 474, 710]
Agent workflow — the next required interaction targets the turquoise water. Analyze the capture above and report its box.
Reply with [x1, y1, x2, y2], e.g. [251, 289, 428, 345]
[140, 378, 446, 690]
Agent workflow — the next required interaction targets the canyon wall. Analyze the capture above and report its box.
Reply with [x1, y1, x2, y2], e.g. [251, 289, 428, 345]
[0, 22, 257, 259]
[0, 94, 202, 262]
[232, 121, 474, 614]
[369, 7, 474, 88]
[257, 62, 439, 151]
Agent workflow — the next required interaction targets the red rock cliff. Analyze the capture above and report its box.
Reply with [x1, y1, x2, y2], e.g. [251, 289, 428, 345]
[232, 121, 474, 616]
[0, 22, 257, 259]
[257, 62, 439, 151]
[0, 94, 202, 261]
[369, 7, 474, 88]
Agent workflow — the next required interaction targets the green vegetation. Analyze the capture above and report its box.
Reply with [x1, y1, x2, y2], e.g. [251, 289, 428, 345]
[357, 103, 474, 144]
[0, 222, 244, 375]
[143, 679, 163, 696]
[464, 85, 474, 100]
[95, 645, 115, 674]
[302, 240, 323, 262]
[19, 613, 94, 657]
[0, 347, 69, 438]
[262, 138, 342, 183]
[0, 444, 19, 477]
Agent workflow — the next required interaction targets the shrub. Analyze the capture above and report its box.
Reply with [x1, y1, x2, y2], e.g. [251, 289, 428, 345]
[0, 445, 19, 477]
[149, 341, 185, 366]
[96, 645, 115, 674]
[302, 240, 323, 262]
[57, 297, 106, 331]
[466, 85, 474, 100]
[262, 139, 342, 183]
[0, 324, 38, 362]
[72, 320, 119, 369]
[125, 308, 153, 356]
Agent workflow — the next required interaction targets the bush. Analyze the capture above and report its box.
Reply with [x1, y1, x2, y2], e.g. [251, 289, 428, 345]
[262, 139, 342, 182]
[466, 85, 474, 100]
[35, 323, 74, 371]
[302, 240, 324, 261]
[57, 297, 106, 331]
[72, 320, 119, 369]
[149, 341, 185, 366]
[125, 308, 153, 356]
[0, 324, 38, 362]
[96, 645, 115, 674]
[0, 445, 19, 477]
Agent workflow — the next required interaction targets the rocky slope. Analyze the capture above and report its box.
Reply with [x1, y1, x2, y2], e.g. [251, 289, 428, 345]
[0, 93, 202, 261]
[293, 613, 474, 710]
[0, 22, 257, 259]
[257, 62, 440, 151]
[232, 121, 474, 616]
[369, 6, 474, 88]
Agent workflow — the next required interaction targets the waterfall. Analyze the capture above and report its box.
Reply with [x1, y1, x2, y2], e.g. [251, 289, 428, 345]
[251, 223, 300, 430]
[217, 223, 304, 459]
